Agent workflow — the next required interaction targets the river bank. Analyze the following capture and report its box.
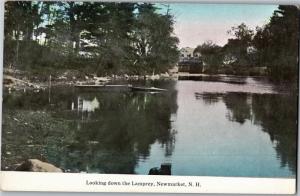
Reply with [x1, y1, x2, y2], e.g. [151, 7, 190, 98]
[3, 68, 179, 91]
[3, 68, 297, 94]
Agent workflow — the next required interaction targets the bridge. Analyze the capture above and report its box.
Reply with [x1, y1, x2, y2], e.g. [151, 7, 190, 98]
[178, 57, 204, 73]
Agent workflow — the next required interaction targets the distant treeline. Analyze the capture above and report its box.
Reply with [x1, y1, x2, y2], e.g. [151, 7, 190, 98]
[194, 5, 299, 82]
[4, 3, 299, 82]
[4, 2, 179, 76]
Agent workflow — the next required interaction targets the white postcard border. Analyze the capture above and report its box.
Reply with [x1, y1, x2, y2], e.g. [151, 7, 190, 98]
[0, 171, 296, 194]
[0, 0, 299, 195]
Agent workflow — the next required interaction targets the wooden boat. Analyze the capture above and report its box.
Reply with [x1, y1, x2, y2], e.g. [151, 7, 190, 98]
[74, 84, 167, 92]
[131, 86, 167, 92]
[75, 84, 131, 88]
[74, 84, 132, 91]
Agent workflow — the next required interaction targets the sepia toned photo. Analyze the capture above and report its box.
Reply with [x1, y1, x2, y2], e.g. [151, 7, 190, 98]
[0, 1, 298, 193]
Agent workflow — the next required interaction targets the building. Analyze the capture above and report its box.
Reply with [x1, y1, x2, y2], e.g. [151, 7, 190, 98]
[180, 47, 195, 58]
[178, 47, 203, 73]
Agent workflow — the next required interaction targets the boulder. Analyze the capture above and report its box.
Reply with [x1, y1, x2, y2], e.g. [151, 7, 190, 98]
[148, 163, 171, 175]
[15, 159, 63, 172]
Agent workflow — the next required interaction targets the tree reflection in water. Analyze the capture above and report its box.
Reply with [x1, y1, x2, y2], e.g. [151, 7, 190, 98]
[2, 79, 297, 176]
[223, 93, 252, 124]
[65, 91, 178, 173]
[196, 91, 297, 174]
[251, 94, 297, 174]
[2, 81, 178, 174]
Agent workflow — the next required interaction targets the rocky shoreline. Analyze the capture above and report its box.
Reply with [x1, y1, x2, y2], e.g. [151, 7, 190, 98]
[15, 159, 171, 175]
[3, 68, 179, 92]
[15, 159, 63, 172]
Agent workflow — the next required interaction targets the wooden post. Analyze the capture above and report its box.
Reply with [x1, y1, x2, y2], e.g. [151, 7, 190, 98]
[48, 75, 51, 104]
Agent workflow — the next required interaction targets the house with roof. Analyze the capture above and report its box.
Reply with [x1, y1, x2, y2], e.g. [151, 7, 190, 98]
[180, 47, 195, 59]
[178, 47, 203, 73]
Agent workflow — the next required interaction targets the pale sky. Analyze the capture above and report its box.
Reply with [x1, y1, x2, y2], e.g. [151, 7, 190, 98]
[158, 4, 278, 48]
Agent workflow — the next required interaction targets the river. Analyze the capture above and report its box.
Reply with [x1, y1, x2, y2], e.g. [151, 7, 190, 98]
[1, 75, 297, 177]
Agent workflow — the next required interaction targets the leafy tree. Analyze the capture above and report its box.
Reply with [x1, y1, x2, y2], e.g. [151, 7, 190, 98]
[133, 3, 179, 75]
[4, 1, 42, 68]
[194, 41, 223, 73]
[4, 1, 42, 41]
[253, 5, 299, 82]
[4, 2, 179, 75]
[223, 23, 254, 68]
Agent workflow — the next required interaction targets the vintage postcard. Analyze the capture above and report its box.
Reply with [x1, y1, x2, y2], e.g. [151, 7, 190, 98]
[0, 0, 298, 194]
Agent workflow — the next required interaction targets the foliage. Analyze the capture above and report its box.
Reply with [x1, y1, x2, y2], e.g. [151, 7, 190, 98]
[195, 6, 298, 82]
[223, 23, 255, 68]
[133, 4, 179, 75]
[194, 40, 223, 73]
[2, 82, 178, 173]
[253, 5, 299, 82]
[4, 2, 179, 76]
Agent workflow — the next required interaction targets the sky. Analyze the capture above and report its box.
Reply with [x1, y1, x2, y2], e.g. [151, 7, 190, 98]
[158, 4, 278, 48]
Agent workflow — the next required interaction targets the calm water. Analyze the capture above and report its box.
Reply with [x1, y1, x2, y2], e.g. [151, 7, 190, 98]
[1, 75, 298, 177]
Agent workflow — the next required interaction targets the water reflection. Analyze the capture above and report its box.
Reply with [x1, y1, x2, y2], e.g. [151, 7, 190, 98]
[251, 94, 297, 174]
[194, 91, 297, 174]
[195, 92, 222, 104]
[1, 76, 297, 177]
[223, 93, 252, 124]
[76, 97, 100, 112]
[178, 75, 247, 84]
[2, 81, 178, 174]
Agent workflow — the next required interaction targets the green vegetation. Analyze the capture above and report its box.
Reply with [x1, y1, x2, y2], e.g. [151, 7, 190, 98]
[4, 2, 179, 76]
[253, 6, 299, 82]
[4, 3, 298, 83]
[194, 5, 299, 82]
[194, 41, 223, 73]
[2, 82, 178, 172]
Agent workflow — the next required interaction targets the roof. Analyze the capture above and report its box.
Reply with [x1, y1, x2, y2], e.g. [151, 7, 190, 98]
[180, 47, 195, 53]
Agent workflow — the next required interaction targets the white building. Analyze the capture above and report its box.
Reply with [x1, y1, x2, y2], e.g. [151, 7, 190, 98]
[180, 47, 195, 58]
[179, 47, 202, 62]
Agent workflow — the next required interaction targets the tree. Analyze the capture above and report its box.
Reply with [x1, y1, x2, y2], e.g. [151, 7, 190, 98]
[133, 3, 179, 75]
[77, 2, 137, 74]
[4, 2, 179, 76]
[194, 41, 223, 73]
[223, 23, 254, 68]
[253, 5, 299, 82]
[4, 1, 42, 68]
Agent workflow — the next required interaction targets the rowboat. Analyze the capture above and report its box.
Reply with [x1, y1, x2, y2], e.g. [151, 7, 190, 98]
[74, 84, 167, 92]
[131, 86, 167, 92]
[74, 84, 131, 92]
[74, 84, 131, 88]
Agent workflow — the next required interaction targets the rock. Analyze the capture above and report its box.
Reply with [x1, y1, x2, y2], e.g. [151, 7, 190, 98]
[15, 159, 63, 172]
[147, 74, 160, 80]
[160, 72, 169, 78]
[3, 78, 13, 85]
[148, 163, 171, 175]
[94, 76, 110, 83]
[168, 66, 178, 74]
[148, 167, 160, 175]
[58, 76, 67, 80]
[132, 75, 139, 80]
